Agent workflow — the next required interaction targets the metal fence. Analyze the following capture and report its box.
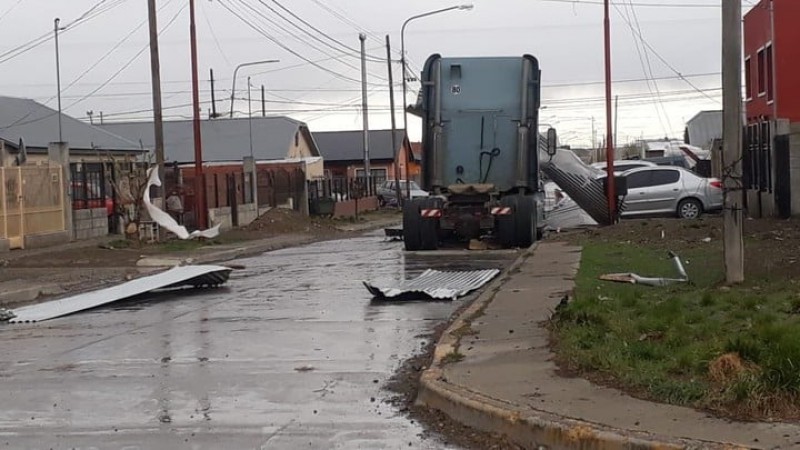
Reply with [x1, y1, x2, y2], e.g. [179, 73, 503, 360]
[1, 165, 66, 249]
[743, 121, 772, 193]
[257, 167, 305, 210]
[307, 176, 380, 201]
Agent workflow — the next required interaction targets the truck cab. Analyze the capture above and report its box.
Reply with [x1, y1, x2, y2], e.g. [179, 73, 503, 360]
[403, 55, 551, 250]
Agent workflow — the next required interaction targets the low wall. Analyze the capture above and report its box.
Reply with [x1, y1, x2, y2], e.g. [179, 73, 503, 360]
[238, 203, 258, 226]
[209, 202, 258, 231]
[332, 196, 379, 219]
[0, 238, 9, 253]
[24, 230, 70, 249]
[73, 208, 108, 240]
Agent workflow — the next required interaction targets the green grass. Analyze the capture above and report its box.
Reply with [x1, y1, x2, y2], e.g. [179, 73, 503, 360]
[552, 241, 800, 419]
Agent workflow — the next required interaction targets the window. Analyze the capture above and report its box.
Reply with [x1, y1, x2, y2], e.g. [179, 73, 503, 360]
[745, 56, 752, 100]
[355, 168, 387, 182]
[649, 170, 680, 186]
[766, 44, 774, 102]
[625, 171, 651, 189]
[757, 48, 766, 96]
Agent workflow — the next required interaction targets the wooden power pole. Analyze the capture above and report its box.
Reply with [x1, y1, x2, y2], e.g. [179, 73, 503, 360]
[603, 0, 617, 223]
[147, 0, 166, 238]
[189, 0, 207, 229]
[722, 0, 744, 283]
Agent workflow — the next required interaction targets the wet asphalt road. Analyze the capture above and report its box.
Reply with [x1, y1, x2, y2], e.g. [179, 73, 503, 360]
[0, 231, 516, 449]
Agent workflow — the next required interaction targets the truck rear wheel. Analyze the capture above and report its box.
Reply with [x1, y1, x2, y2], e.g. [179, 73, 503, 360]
[514, 195, 537, 248]
[403, 199, 423, 251]
[496, 196, 517, 248]
[496, 194, 537, 248]
[419, 198, 440, 251]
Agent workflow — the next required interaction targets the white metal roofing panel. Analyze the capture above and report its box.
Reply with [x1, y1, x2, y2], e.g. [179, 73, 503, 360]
[363, 269, 500, 300]
[7, 265, 232, 323]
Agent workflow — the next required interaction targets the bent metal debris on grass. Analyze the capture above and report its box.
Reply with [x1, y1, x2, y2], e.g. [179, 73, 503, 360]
[599, 251, 688, 287]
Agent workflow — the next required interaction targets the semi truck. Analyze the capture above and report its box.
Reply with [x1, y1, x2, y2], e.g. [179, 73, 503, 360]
[402, 54, 557, 251]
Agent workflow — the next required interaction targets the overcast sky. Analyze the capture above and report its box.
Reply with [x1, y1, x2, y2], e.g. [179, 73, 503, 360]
[0, 0, 757, 147]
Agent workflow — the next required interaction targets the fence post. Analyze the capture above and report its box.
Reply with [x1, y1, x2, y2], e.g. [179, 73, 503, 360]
[1, 168, 6, 241]
[48, 142, 72, 240]
[16, 167, 24, 249]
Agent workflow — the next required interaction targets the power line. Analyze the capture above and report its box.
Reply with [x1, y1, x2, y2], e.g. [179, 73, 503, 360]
[620, 0, 671, 136]
[200, 0, 232, 66]
[538, 0, 762, 9]
[270, 0, 387, 62]
[1, 1, 186, 130]
[236, 0, 389, 83]
[0, 0, 24, 24]
[215, 0, 384, 87]
[611, 0, 722, 104]
[0, 0, 129, 65]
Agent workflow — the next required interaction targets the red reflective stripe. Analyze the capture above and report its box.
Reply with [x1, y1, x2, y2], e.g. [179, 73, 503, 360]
[420, 209, 442, 218]
[490, 207, 512, 215]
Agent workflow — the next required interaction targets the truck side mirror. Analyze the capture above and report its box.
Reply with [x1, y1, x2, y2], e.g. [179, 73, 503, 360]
[546, 128, 558, 156]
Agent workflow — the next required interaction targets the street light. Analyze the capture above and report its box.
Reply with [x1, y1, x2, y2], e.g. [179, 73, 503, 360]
[229, 60, 279, 118]
[400, 4, 473, 198]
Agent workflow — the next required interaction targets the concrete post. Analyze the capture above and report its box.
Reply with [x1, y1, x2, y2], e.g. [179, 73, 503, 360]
[48, 142, 73, 241]
[789, 123, 800, 216]
[0, 142, 10, 167]
[243, 156, 257, 209]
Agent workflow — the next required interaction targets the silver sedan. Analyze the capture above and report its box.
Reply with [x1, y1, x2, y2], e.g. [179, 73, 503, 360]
[619, 166, 723, 219]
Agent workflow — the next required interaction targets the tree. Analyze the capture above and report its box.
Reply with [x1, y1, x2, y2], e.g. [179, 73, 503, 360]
[101, 153, 152, 240]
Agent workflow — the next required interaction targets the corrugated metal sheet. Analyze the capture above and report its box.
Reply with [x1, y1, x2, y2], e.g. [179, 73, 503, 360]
[7, 265, 232, 323]
[364, 269, 500, 300]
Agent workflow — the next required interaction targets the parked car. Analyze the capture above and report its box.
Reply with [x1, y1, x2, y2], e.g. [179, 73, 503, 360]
[591, 160, 657, 175]
[71, 180, 114, 216]
[376, 180, 428, 206]
[614, 166, 722, 219]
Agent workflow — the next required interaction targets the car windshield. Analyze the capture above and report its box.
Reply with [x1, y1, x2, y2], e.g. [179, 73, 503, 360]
[398, 181, 422, 190]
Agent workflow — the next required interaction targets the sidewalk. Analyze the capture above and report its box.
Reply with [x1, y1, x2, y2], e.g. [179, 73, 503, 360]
[0, 215, 400, 309]
[417, 242, 800, 449]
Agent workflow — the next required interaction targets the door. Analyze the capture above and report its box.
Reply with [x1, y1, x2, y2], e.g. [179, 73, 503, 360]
[621, 170, 652, 214]
[622, 169, 681, 215]
[643, 169, 682, 213]
[775, 135, 791, 219]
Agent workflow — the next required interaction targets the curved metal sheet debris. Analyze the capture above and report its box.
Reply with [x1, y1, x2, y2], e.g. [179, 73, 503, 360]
[364, 269, 500, 300]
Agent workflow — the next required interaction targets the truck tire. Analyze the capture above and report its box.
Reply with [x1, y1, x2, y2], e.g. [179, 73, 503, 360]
[419, 198, 441, 251]
[496, 196, 517, 248]
[403, 199, 423, 251]
[514, 195, 537, 248]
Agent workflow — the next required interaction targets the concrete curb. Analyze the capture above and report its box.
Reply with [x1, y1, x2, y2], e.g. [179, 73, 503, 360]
[415, 244, 743, 450]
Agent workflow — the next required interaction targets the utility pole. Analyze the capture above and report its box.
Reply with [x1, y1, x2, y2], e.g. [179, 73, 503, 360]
[147, 0, 166, 237]
[386, 35, 402, 207]
[99, 111, 103, 125]
[261, 85, 266, 117]
[54, 18, 64, 143]
[189, 0, 207, 229]
[614, 95, 619, 150]
[603, 0, 617, 222]
[248, 76, 253, 159]
[210, 69, 218, 118]
[722, 0, 744, 283]
[359, 33, 371, 195]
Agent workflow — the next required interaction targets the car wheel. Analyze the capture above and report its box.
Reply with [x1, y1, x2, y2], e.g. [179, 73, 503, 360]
[677, 198, 703, 219]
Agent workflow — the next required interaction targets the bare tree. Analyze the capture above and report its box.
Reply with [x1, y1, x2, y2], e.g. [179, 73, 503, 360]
[101, 153, 152, 240]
